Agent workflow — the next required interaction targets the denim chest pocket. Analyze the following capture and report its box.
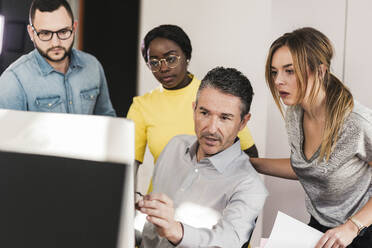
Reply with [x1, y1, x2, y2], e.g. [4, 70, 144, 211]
[35, 95, 64, 112]
[80, 87, 100, 114]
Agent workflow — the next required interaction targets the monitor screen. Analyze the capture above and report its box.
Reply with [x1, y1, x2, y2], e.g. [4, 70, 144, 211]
[0, 151, 127, 248]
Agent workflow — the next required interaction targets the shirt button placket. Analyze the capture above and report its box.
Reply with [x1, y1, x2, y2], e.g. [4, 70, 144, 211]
[64, 76, 73, 113]
[179, 166, 199, 192]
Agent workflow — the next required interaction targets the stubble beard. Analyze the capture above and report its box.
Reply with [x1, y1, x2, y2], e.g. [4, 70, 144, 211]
[35, 39, 74, 63]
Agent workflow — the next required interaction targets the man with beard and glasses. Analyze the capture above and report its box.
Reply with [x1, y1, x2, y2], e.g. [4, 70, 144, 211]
[136, 67, 267, 248]
[0, 0, 116, 116]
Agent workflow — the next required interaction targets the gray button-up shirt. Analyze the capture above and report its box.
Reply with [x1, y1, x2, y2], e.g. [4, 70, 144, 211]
[141, 135, 267, 248]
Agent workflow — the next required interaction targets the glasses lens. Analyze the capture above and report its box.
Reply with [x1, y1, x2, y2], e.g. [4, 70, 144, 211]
[57, 29, 72, 40]
[149, 60, 160, 72]
[166, 55, 179, 68]
[38, 30, 53, 41]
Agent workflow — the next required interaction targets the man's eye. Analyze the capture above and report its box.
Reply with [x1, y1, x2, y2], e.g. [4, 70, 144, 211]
[58, 29, 69, 35]
[221, 116, 231, 121]
[39, 30, 51, 36]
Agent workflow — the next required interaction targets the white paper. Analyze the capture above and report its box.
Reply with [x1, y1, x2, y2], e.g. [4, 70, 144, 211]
[264, 211, 324, 248]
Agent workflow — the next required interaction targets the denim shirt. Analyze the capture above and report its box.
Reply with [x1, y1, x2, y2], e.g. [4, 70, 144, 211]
[0, 48, 116, 116]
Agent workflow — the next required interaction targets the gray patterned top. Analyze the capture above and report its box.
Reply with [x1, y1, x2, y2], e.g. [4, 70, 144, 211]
[286, 101, 372, 227]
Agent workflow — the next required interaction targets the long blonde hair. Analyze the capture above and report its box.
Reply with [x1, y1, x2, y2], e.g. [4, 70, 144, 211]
[265, 27, 354, 161]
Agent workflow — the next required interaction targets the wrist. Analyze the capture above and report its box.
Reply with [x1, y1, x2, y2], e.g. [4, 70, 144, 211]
[346, 216, 367, 237]
[168, 221, 184, 246]
[345, 219, 359, 236]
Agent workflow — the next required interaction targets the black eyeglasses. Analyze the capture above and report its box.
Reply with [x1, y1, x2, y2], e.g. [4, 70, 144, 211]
[31, 24, 73, 41]
[147, 55, 181, 72]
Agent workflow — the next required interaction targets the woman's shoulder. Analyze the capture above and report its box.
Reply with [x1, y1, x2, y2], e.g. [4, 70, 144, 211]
[349, 101, 372, 125]
[285, 105, 302, 125]
[340, 101, 372, 138]
[191, 74, 201, 85]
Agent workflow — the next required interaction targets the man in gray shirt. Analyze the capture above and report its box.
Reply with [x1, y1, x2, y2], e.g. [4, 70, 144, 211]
[137, 67, 267, 248]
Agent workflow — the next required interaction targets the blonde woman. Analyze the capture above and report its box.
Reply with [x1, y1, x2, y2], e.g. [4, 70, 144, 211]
[251, 27, 372, 247]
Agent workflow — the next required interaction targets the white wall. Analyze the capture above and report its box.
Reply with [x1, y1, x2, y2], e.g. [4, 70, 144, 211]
[67, 0, 80, 48]
[344, 0, 372, 109]
[137, 0, 372, 246]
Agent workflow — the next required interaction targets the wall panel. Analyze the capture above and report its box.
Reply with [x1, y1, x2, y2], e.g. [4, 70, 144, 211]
[344, 0, 372, 108]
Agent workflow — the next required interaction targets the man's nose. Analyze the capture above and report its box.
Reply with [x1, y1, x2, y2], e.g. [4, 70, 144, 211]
[50, 32, 61, 45]
[206, 116, 218, 134]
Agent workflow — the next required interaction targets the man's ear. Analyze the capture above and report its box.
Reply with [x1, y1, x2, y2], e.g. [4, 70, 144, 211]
[239, 113, 251, 131]
[192, 101, 197, 123]
[73, 20, 78, 32]
[27, 24, 34, 42]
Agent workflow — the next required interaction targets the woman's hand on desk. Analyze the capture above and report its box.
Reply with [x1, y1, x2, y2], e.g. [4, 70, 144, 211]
[314, 221, 358, 248]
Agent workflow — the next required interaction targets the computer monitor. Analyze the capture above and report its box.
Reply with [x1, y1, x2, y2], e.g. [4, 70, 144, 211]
[0, 109, 134, 248]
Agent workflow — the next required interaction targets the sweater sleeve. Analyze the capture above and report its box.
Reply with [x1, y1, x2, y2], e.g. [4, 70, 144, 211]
[127, 97, 147, 163]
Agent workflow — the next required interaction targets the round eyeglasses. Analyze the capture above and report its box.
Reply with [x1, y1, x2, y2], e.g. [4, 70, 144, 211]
[147, 55, 181, 72]
[31, 24, 73, 41]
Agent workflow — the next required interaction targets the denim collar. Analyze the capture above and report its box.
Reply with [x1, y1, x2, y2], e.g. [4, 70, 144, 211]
[186, 137, 242, 174]
[33, 48, 83, 76]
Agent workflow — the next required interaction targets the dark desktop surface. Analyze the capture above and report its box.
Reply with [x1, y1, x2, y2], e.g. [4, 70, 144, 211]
[0, 150, 127, 248]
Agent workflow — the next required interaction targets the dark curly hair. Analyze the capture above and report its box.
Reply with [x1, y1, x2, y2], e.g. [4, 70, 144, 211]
[141, 24, 192, 63]
[197, 67, 254, 119]
[29, 0, 74, 25]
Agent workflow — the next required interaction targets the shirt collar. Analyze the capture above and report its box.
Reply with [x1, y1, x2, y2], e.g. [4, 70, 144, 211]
[69, 48, 84, 69]
[185, 138, 199, 160]
[185, 137, 242, 173]
[33, 48, 83, 76]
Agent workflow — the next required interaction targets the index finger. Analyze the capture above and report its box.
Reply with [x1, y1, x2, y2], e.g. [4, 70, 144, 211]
[314, 233, 329, 248]
[147, 193, 173, 206]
